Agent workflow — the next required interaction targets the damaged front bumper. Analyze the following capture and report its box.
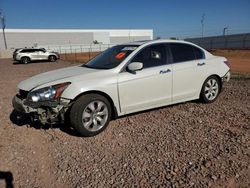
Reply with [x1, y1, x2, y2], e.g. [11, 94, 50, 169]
[12, 94, 71, 124]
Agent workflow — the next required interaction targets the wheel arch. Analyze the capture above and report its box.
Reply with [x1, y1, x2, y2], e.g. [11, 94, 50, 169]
[21, 56, 31, 60]
[48, 54, 57, 60]
[199, 74, 223, 97]
[71, 90, 118, 120]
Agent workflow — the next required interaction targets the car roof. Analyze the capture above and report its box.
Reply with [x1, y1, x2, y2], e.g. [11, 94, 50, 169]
[19, 48, 45, 51]
[123, 39, 197, 46]
[122, 40, 151, 46]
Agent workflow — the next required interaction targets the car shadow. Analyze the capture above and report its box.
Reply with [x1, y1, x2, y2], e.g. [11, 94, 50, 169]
[0, 171, 14, 188]
[12, 60, 58, 65]
[10, 99, 202, 138]
[9, 110, 81, 137]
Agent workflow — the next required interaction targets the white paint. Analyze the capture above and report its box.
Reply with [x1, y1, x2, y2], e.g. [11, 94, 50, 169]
[17, 40, 230, 117]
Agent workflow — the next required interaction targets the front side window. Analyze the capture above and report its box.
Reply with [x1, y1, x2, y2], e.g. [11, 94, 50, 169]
[131, 44, 167, 68]
[83, 45, 138, 69]
[21, 49, 36, 53]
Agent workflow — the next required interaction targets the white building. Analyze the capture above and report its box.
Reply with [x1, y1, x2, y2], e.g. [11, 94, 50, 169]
[0, 29, 153, 50]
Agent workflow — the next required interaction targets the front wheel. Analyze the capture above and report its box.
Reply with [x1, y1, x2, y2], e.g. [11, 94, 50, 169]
[200, 76, 221, 103]
[70, 94, 111, 137]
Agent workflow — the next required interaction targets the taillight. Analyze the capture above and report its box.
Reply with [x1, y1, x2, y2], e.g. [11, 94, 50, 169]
[224, 61, 230, 68]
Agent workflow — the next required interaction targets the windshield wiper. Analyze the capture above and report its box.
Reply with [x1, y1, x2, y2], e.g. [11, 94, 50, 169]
[82, 64, 110, 70]
[82, 64, 94, 68]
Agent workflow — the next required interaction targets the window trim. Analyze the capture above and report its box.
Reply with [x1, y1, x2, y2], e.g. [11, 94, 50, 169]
[20, 49, 37, 53]
[168, 43, 205, 64]
[120, 43, 170, 73]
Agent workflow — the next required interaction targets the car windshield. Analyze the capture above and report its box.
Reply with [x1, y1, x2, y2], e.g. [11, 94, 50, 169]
[82, 45, 139, 69]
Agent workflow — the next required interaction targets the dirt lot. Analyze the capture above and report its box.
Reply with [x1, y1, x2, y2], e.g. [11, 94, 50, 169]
[0, 59, 249, 188]
[60, 49, 250, 74]
[60, 52, 100, 63]
[211, 49, 250, 74]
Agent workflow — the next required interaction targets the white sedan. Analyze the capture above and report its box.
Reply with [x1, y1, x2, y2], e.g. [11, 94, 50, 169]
[13, 40, 230, 136]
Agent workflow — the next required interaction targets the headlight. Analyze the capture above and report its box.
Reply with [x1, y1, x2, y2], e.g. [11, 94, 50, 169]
[27, 82, 70, 102]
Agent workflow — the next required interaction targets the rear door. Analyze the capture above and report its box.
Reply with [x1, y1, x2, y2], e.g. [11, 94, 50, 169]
[118, 44, 172, 114]
[36, 49, 47, 60]
[169, 43, 207, 102]
[29, 49, 40, 60]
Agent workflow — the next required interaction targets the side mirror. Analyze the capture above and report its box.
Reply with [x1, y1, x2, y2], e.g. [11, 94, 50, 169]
[127, 62, 143, 72]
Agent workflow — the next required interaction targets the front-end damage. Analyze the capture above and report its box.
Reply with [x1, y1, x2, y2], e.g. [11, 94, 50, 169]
[12, 89, 71, 125]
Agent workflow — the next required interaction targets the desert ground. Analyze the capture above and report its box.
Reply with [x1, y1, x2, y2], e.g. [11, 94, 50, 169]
[60, 49, 250, 74]
[211, 49, 250, 74]
[0, 50, 249, 187]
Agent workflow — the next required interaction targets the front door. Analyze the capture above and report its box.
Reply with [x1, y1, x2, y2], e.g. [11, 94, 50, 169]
[118, 44, 172, 114]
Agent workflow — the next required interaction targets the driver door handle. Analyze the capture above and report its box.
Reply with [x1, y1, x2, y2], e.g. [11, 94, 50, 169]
[159, 69, 171, 74]
[197, 62, 206, 66]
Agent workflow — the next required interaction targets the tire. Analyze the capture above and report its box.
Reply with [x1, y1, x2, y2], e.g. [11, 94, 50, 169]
[200, 76, 221, 103]
[49, 55, 57, 62]
[70, 94, 112, 137]
[21, 57, 30, 64]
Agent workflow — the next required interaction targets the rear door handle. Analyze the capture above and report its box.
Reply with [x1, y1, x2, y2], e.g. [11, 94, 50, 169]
[197, 62, 206, 66]
[160, 69, 171, 74]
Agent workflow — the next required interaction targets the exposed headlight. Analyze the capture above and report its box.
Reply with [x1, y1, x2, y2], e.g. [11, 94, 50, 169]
[27, 82, 70, 102]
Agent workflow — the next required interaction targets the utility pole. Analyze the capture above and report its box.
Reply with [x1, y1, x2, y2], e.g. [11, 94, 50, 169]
[201, 14, 205, 38]
[0, 12, 7, 49]
[223, 27, 228, 36]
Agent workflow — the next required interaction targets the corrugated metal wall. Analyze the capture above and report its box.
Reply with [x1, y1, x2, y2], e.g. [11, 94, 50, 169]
[185, 33, 250, 49]
[1, 32, 94, 49]
[0, 29, 153, 50]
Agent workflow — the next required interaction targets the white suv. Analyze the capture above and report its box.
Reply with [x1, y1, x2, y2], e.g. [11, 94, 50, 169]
[12, 40, 230, 136]
[13, 48, 60, 64]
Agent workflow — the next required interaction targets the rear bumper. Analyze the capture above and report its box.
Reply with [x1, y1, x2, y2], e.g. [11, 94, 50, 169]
[222, 71, 230, 82]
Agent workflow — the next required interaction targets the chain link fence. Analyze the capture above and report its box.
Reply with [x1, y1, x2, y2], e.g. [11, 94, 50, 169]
[38, 43, 116, 63]
[185, 33, 250, 50]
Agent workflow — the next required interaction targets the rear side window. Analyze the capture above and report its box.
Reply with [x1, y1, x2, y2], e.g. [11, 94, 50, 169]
[131, 44, 167, 68]
[193, 46, 205, 59]
[170, 43, 204, 63]
[170, 43, 195, 63]
[37, 49, 45, 53]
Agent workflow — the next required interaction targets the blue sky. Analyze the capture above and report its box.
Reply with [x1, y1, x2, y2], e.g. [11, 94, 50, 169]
[1, 0, 250, 38]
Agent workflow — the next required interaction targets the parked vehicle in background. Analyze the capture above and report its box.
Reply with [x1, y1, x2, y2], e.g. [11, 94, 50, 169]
[12, 40, 230, 137]
[13, 48, 60, 64]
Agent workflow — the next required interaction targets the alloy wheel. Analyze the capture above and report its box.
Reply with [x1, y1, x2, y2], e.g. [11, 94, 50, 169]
[82, 100, 108, 132]
[204, 78, 219, 101]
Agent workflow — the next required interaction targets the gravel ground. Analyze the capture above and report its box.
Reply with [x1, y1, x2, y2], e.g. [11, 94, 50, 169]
[0, 59, 249, 188]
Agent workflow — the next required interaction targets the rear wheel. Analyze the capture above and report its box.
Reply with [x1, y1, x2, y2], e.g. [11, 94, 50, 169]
[49, 55, 57, 62]
[70, 94, 111, 137]
[21, 57, 30, 64]
[200, 76, 221, 103]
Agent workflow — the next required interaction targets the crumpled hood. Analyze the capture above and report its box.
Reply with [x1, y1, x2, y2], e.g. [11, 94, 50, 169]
[18, 66, 98, 91]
